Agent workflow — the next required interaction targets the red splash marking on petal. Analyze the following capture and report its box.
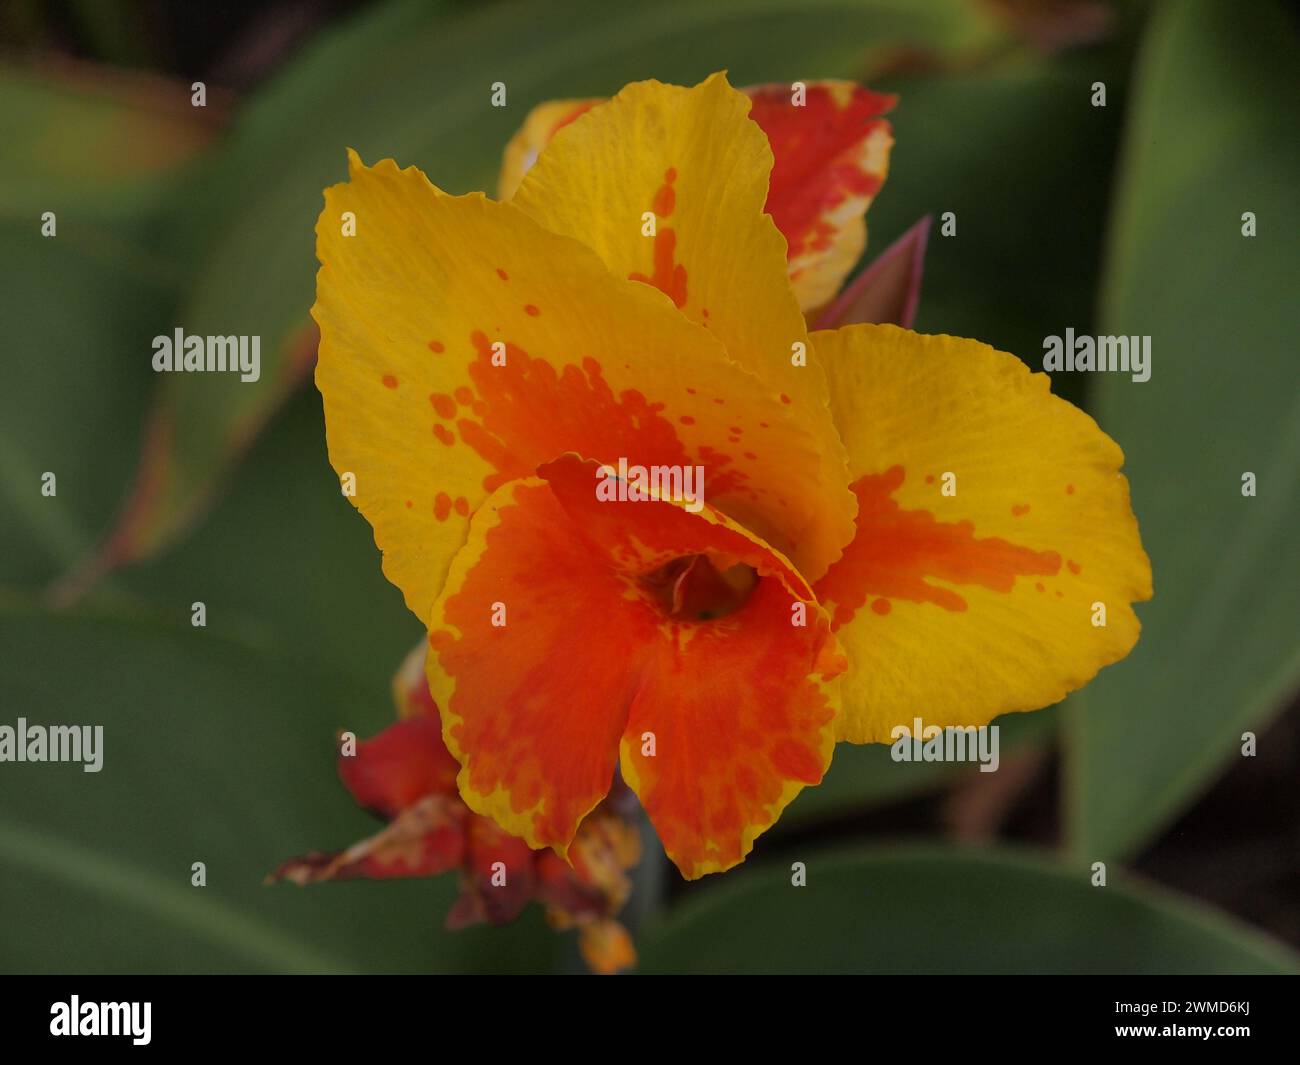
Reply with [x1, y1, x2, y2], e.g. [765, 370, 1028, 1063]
[629, 167, 687, 308]
[1067, 559, 1082, 575]
[496, 268, 509, 281]
[458, 331, 742, 497]
[430, 393, 457, 419]
[428, 340, 445, 353]
[748, 83, 894, 260]
[1055, 590, 1064, 598]
[779, 393, 791, 405]
[814, 466, 1062, 629]
[454, 386, 473, 405]
[871, 598, 891, 616]
[524, 304, 540, 317]
[382, 374, 399, 389]
[1066, 484, 1075, 495]
[1035, 582, 1045, 593]
[434, 493, 453, 521]
[925, 474, 935, 485]
[405, 500, 413, 509]
[433, 424, 455, 446]
[679, 415, 695, 426]
[454, 496, 469, 517]
[548, 101, 596, 138]
[1012, 504, 1030, 517]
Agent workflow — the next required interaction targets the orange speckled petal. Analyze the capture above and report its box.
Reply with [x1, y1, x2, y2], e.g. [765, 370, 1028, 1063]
[512, 74, 855, 576]
[811, 324, 1153, 743]
[746, 80, 894, 312]
[314, 151, 856, 625]
[499, 81, 895, 315]
[426, 455, 844, 878]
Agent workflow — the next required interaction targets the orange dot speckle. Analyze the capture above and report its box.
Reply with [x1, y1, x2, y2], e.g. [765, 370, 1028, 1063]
[524, 304, 540, 317]
[434, 493, 452, 521]
[713, 397, 725, 405]
[744, 451, 758, 461]
[496, 268, 509, 281]
[1066, 484, 1075, 495]
[1054, 590, 1064, 598]
[382, 374, 398, 389]
[871, 598, 892, 616]
[405, 500, 413, 509]
[1012, 504, 1030, 517]
[430, 394, 456, 419]
[1067, 559, 1082, 575]
[454, 497, 469, 517]
[433, 425, 455, 446]
[428, 340, 445, 353]
[679, 415, 695, 426]
[925, 474, 935, 485]
[780, 393, 791, 405]
[685, 387, 696, 395]
[1035, 582, 1045, 593]
[454, 387, 473, 405]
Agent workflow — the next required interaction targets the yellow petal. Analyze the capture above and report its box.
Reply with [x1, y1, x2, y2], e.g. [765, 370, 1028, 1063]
[498, 81, 896, 316]
[811, 324, 1152, 743]
[314, 150, 856, 622]
[512, 74, 854, 578]
[498, 98, 601, 201]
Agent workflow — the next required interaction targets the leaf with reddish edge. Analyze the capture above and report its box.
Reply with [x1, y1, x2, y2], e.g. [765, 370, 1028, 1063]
[813, 215, 930, 330]
[48, 320, 320, 606]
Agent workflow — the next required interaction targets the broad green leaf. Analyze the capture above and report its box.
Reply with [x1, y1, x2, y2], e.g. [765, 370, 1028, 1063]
[0, 606, 564, 973]
[0, 223, 165, 591]
[110, 0, 1008, 564]
[0, 63, 218, 593]
[868, 45, 1134, 409]
[779, 703, 1058, 827]
[638, 845, 1300, 973]
[1068, 0, 1300, 859]
[122, 389, 423, 694]
[0, 63, 218, 223]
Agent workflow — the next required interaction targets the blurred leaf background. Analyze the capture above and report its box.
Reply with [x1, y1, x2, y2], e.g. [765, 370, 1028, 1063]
[0, 0, 1296, 973]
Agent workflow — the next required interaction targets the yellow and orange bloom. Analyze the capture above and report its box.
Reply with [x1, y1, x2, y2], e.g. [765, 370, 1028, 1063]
[304, 72, 1150, 885]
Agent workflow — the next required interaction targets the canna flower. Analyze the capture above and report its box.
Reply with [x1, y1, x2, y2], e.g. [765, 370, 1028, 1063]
[270, 644, 642, 974]
[309, 72, 1151, 882]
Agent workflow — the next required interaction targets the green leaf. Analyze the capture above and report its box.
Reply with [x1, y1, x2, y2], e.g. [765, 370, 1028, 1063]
[779, 703, 1058, 828]
[0, 223, 164, 591]
[0, 63, 217, 224]
[868, 46, 1133, 409]
[1068, 0, 1300, 859]
[0, 63, 219, 594]
[638, 845, 1300, 973]
[0, 606, 564, 972]
[113, 0, 1008, 563]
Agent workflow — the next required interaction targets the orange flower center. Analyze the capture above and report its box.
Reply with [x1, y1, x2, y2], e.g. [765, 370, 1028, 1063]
[641, 554, 758, 621]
